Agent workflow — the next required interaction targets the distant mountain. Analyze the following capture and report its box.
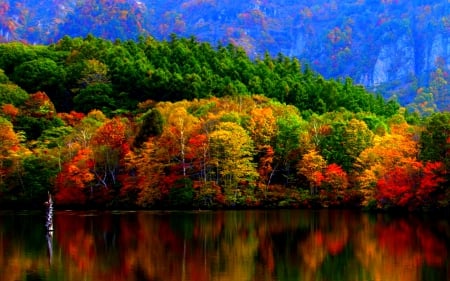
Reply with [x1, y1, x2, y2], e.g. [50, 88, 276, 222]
[0, 0, 449, 111]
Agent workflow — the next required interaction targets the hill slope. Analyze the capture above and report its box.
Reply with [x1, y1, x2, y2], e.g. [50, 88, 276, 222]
[0, 0, 449, 111]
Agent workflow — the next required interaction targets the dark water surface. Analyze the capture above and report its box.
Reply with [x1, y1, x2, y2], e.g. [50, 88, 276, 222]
[0, 210, 448, 281]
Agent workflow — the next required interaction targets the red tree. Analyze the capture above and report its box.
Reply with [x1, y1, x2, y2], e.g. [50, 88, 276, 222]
[55, 148, 94, 205]
[376, 161, 446, 209]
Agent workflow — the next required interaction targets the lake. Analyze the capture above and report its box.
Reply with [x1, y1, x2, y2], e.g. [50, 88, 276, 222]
[0, 210, 448, 281]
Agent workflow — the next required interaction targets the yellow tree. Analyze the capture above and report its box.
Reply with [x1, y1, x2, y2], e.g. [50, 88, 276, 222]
[159, 105, 200, 177]
[247, 106, 278, 192]
[297, 149, 327, 195]
[355, 117, 418, 206]
[247, 107, 277, 148]
[209, 122, 258, 205]
[0, 117, 21, 187]
[123, 138, 165, 207]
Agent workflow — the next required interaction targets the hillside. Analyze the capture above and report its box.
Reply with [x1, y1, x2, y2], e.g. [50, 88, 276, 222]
[0, 36, 448, 211]
[0, 0, 449, 112]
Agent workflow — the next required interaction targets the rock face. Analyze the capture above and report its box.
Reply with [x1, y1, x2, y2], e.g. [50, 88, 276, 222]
[0, 0, 449, 109]
[372, 36, 415, 86]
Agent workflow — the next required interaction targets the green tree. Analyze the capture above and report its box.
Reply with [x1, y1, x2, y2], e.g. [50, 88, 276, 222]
[11, 58, 67, 111]
[274, 108, 305, 185]
[133, 108, 164, 148]
[20, 154, 60, 204]
[0, 83, 29, 106]
[419, 112, 450, 175]
[320, 117, 374, 172]
[73, 83, 116, 114]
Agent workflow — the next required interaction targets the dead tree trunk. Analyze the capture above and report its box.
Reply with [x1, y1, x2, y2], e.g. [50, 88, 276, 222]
[45, 191, 53, 232]
[45, 191, 54, 266]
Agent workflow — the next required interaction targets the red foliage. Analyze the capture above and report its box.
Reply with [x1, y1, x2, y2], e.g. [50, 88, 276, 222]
[55, 148, 94, 205]
[1, 104, 18, 119]
[92, 117, 127, 149]
[57, 111, 85, 126]
[377, 161, 446, 208]
[377, 166, 415, 207]
[312, 171, 324, 187]
[257, 145, 274, 182]
[24, 91, 56, 118]
[417, 162, 446, 202]
[323, 163, 348, 189]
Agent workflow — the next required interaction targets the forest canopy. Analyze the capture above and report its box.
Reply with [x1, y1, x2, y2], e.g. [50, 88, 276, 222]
[0, 35, 448, 211]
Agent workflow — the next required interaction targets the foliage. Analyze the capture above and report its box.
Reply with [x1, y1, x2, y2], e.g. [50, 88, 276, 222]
[0, 37, 400, 117]
[0, 36, 447, 211]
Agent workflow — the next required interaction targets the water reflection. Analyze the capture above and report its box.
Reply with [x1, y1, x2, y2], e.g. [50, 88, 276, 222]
[0, 210, 448, 281]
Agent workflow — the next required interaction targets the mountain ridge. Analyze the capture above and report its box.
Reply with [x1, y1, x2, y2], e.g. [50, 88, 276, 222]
[0, 0, 449, 111]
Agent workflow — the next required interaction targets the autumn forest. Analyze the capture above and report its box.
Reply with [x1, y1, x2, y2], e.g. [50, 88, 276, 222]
[0, 35, 448, 211]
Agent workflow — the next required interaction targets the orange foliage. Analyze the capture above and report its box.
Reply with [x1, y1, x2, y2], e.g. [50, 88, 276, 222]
[1, 104, 19, 119]
[58, 111, 85, 126]
[24, 91, 56, 118]
[297, 149, 327, 194]
[55, 148, 94, 205]
[323, 163, 348, 190]
[92, 117, 127, 149]
[257, 145, 274, 184]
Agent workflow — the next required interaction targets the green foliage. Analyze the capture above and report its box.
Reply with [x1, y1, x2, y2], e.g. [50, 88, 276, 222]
[1, 35, 448, 211]
[0, 69, 9, 84]
[20, 154, 59, 203]
[74, 83, 115, 114]
[419, 112, 450, 168]
[0, 83, 29, 106]
[320, 118, 373, 171]
[15, 116, 65, 141]
[11, 58, 66, 107]
[133, 108, 164, 148]
[0, 36, 399, 117]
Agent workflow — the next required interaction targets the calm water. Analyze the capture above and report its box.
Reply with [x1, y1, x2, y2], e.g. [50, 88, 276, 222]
[0, 210, 448, 281]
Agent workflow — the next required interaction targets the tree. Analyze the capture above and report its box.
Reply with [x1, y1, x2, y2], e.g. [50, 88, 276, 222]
[0, 83, 28, 106]
[321, 163, 349, 205]
[0, 117, 20, 187]
[376, 161, 446, 210]
[355, 120, 418, 207]
[209, 122, 258, 205]
[257, 145, 275, 195]
[55, 148, 94, 205]
[22, 91, 56, 119]
[419, 112, 450, 170]
[11, 58, 67, 111]
[78, 59, 110, 87]
[297, 149, 327, 195]
[73, 83, 116, 114]
[320, 118, 373, 172]
[274, 110, 305, 185]
[20, 154, 60, 204]
[247, 107, 277, 148]
[1, 103, 19, 121]
[133, 108, 163, 148]
[159, 105, 200, 177]
[123, 140, 164, 208]
[91, 117, 129, 191]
